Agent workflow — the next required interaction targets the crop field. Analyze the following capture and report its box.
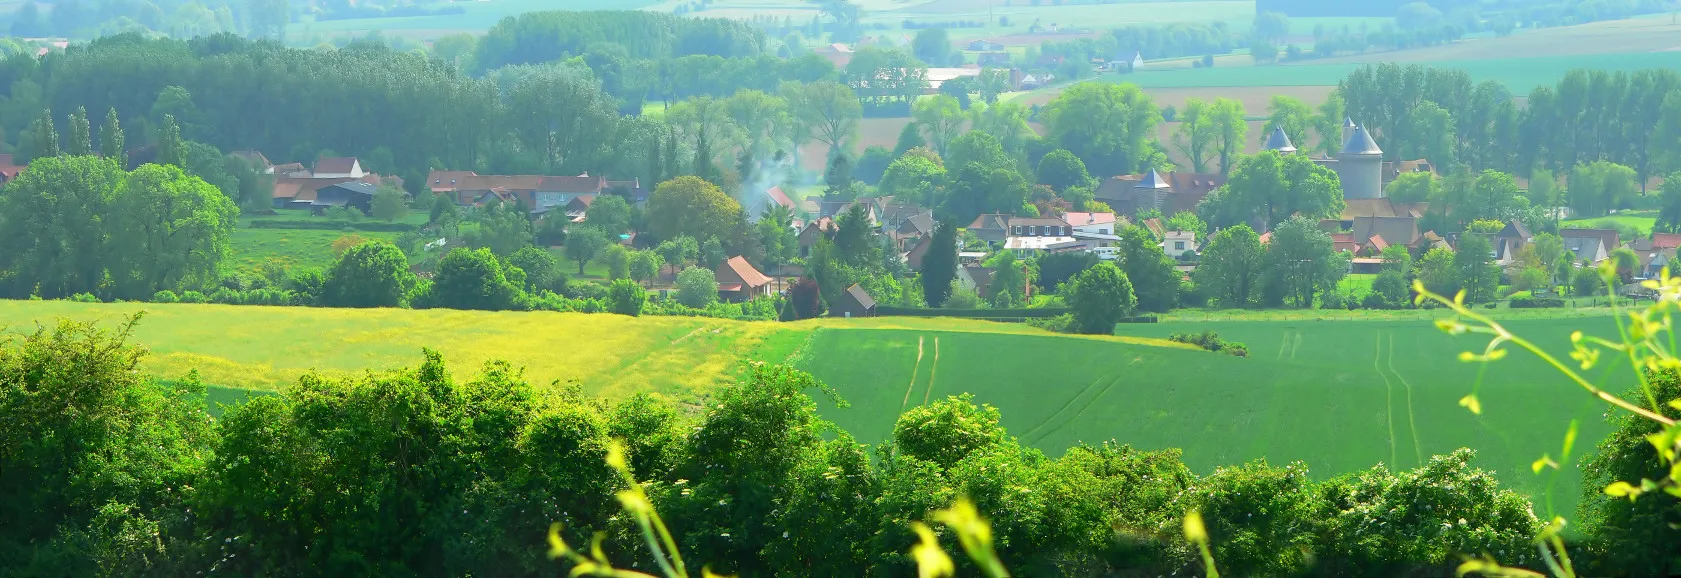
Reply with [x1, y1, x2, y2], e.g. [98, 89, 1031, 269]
[228, 226, 403, 273]
[299, 0, 662, 35]
[802, 315, 1629, 516]
[1098, 50, 1681, 92]
[1308, 14, 1681, 64]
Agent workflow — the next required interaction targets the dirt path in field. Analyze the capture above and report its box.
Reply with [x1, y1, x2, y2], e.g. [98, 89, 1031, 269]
[922, 336, 941, 405]
[900, 335, 925, 411]
[1386, 333, 1425, 467]
[1375, 333, 1400, 468]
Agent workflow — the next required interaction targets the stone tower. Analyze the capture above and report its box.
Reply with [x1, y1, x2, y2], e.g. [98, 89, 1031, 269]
[1338, 125, 1384, 199]
[1341, 117, 1357, 148]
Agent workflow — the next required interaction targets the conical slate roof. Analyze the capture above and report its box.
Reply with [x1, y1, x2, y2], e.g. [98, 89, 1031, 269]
[1340, 126, 1382, 156]
[1263, 126, 1296, 153]
[1135, 168, 1171, 189]
[1343, 116, 1357, 128]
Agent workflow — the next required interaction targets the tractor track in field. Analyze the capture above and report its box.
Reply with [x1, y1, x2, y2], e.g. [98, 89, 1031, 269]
[1026, 375, 1124, 446]
[1019, 373, 1116, 444]
[1375, 332, 1399, 468]
[899, 335, 926, 412]
[921, 336, 941, 405]
[1386, 333, 1425, 467]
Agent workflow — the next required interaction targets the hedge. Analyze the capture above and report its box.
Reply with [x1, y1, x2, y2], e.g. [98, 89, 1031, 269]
[1509, 296, 1565, 309]
[248, 219, 419, 233]
[876, 306, 1070, 319]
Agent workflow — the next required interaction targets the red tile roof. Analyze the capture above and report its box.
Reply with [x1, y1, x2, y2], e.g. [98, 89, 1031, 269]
[766, 186, 795, 210]
[716, 256, 772, 289]
[1652, 233, 1681, 250]
[314, 156, 359, 175]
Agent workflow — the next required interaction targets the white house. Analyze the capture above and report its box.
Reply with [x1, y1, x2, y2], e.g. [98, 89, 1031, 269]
[1131, 51, 1144, 69]
[1161, 231, 1198, 258]
[313, 156, 365, 179]
[1062, 212, 1117, 235]
[1003, 216, 1077, 254]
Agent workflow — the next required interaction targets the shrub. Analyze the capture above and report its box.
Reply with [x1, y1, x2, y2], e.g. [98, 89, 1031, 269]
[151, 290, 179, 303]
[179, 290, 207, 303]
[68, 293, 101, 303]
[1509, 296, 1565, 308]
[675, 266, 718, 308]
[607, 279, 645, 316]
[1168, 330, 1247, 357]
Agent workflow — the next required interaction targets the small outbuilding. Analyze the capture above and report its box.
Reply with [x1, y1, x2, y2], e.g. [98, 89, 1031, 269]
[830, 283, 877, 318]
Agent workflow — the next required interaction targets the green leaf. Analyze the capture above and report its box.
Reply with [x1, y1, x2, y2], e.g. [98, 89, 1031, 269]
[1604, 480, 1640, 500]
[1531, 454, 1557, 474]
[1562, 420, 1579, 460]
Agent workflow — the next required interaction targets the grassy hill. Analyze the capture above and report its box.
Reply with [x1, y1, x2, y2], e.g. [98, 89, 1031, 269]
[0, 300, 1625, 516]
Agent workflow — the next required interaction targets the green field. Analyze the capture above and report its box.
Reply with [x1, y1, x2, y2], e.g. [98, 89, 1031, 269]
[1105, 50, 1681, 92]
[297, 0, 662, 35]
[802, 317, 1632, 518]
[0, 300, 1634, 515]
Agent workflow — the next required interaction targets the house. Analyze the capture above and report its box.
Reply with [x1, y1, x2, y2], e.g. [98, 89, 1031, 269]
[310, 181, 377, 215]
[957, 265, 994, 299]
[606, 178, 648, 206]
[230, 150, 273, 174]
[716, 256, 773, 302]
[830, 283, 877, 318]
[564, 195, 596, 222]
[976, 52, 1011, 66]
[797, 217, 836, 257]
[757, 186, 797, 217]
[1140, 218, 1164, 239]
[425, 170, 609, 210]
[966, 213, 1012, 244]
[1651, 233, 1681, 251]
[1331, 232, 1360, 254]
[926, 67, 983, 91]
[891, 212, 936, 252]
[1062, 212, 1118, 235]
[271, 162, 310, 178]
[313, 156, 365, 179]
[905, 234, 935, 271]
[1561, 228, 1619, 264]
[271, 175, 383, 209]
[1493, 220, 1532, 265]
[1129, 50, 1144, 69]
[816, 43, 854, 68]
[968, 39, 1006, 51]
[1093, 169, 1226, 217]
[1350, 216, 1421, 249]
[1003, 216, 1076, 253]
[1161, 231, 1198, 259]
[0, 154, 25, 185]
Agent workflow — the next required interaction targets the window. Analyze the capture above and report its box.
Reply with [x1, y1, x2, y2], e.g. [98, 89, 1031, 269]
[1175, 241, 1185, 250]
[1100, 229, 1109, 234]
[1013, 226, 1021, 235]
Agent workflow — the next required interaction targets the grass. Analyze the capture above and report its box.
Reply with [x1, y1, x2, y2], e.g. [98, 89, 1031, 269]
[295, 0, 662, 35]
[1098, 50, 1681, 92]
[1562, 211, 1656, 239]
[0, 299, 1631, 515]
[228, 226, 403, 273]
[801, 316, 1628, 519]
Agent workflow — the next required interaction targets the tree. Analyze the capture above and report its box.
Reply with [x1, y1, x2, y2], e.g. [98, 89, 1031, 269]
[371, 185, 408, 222]
[65, 107, 92, 157]
[912, 94, 965, 157]
[1250, 39, 1279, 64]
[156, 114, 185, 168]
[1208, 98, 1248, 175]
[106, 164, 240, 300]
[893, 121, 926, 155]
[1656, 172, 1681, 233]
[99, 108, 124, 165]
[629, 250, 663, 288]
[1314, 92, 1347, 157]
[0, 155, 113, 298]
[657, 236, 700, 275]
[418, 248, 526, 311]
[1567, 161, 1638, 217]
[1195, 224, 1265, 307]
[1040, 82, 1161, 177]
[507, 246, 567, 294]
[1066, 262, 1137, 334]
[1205, 150, 1344, 229]
[1386, 172, 1435, 205]
[824, 154, 856, 199]
[788, 277, 823, 319]
[911, 27, 951, 66]
[1451, 170, 1528, 225]
[1396, 2, 1444, 30]
[1035, 149, 1094, 193]
[1253, 11, 1289, 43]
[783, 81, 862, 154]
[1263, 216, 1347, 308]
[565, 226, 610, 275]
[986, 250, 1027, 308]
[1262, 96, 1314, 150]
[700, 237, 727, 269]
[1578, 368, 1681, 575]
[247, 0, 289, 40]
[1452, 233, 1498, 303]
[603, 245, 631, 280]
[1173, 98, 1216, 173]
[921, 220, 958, 307]
[645, 176, 743, 247]
[879, 151, 946, 206]
[1116, 225, 1180, 312]
[473, 202, 534, 256]
[676, 266, 719, 307]
[1372, 269, 1411, 305]
[944, 131, 1009, 176]
[28, 108, 57, 161]
[322, 241, 413, 308]
[608, 278, 646, 316]
[584, 194, 632, 235]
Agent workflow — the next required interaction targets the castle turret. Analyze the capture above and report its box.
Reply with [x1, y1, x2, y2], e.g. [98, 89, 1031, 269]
[1263, 126, 1296, 154]
[1341, 117, 1357, 148]
[1337, 125, 1384, 199]
[1135, 168, 1172, 211]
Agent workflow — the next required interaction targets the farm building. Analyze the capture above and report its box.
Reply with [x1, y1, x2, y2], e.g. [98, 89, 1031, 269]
[830, 284, 877, 318]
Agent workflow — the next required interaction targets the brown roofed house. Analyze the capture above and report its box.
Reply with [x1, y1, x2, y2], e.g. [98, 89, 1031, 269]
[1093, 170, 1226, 217]
[716, 256, 773, 302]
[966, 213, 1012, 244]
[0, 154, 26, 185]
[313, 156, 364, 178]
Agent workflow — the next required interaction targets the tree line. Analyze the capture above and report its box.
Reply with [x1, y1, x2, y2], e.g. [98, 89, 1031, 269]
[19, 317, 1679, 576]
